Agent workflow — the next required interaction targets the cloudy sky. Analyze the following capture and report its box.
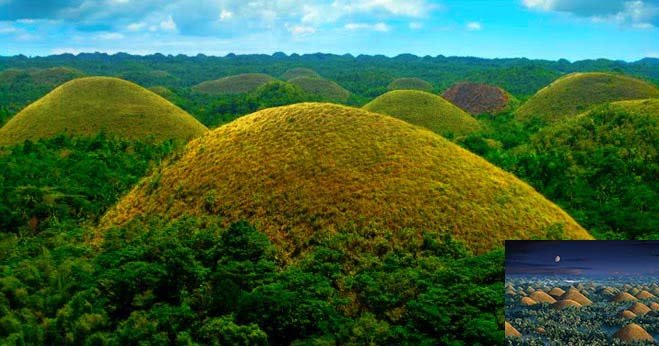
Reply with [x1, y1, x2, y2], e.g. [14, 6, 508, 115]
[0, 0, 657, 60]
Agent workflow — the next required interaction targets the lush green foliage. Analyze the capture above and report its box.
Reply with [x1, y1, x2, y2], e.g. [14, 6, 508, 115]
[1, 213, 505, 345]
[173, 81, 325, 127]
[457, 102, 658, 240]
[0, 134, 177, 234]
[280, 68, 321, 80]
[0, 67, 84, 115]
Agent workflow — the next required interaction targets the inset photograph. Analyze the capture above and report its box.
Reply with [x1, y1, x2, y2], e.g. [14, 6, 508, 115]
[505, 241, 659, 345]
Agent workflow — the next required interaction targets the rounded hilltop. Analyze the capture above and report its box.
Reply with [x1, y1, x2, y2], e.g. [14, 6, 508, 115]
[281, 67, 321, 80]
[613, 323, 654, 343]
[0, 77, 207, 145]
[363, 89, 482, 138]
[387, 77, 434, 92]
[102, 102, 591, 260]
[515, 72, 659, 124]
[193, 73, 277, 95]
[288, 76, 350, 102]
[442, 82, 517, 115]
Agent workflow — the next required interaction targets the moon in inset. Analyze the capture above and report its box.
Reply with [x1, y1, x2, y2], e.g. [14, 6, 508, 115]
[555, 256, 561, 263]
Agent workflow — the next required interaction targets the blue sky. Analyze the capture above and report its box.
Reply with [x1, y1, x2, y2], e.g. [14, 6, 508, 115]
[0, 0, 657, 60]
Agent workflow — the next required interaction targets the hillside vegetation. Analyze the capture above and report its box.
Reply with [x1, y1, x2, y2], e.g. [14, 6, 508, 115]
[515, 72, 659, 124]
[288, 77, 351, 102]
[280, 67, 321, 80]
[102, 103, 591, 259]
[363, 90, 482, 138]
[387, 77, 433, 92]
[442, 82, 517, 115]
[517, 99, 659, 239]
[0, 77, 208, 145]
[193, 73, 277, 95]
[0, 67, 85, 122]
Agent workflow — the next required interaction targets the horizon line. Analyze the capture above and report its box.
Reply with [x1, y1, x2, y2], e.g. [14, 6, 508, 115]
[2, 52, 657, 64]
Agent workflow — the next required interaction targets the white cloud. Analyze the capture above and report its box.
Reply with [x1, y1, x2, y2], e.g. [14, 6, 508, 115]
[344, 22, 390, 32]
[159, 15, 177, 31]
[219, 9, 233, 21]
[466, 21, 482, 31]
[409, 21, 423, 29]
[0, 24, 17, 34]
[334, 0, 434, 17]
[126, 22, 146, 31]
[287, 24, 316, 35]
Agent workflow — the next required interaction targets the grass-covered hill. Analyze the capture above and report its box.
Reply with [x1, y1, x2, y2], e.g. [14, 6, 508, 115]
[509, 98, 659, 239]
[193, 73, 277, 95]
[387, 77, 433, 92]
[515, 72, 659, 124]
[288, 77, 351, 103]
[442, 82, 517, 115]
[280, 67, 321, 80]
[0, 67, 85, 120]
[363, 90, 482, 138]
[102, 102, 592, 259]
[0, 77, 208, 145]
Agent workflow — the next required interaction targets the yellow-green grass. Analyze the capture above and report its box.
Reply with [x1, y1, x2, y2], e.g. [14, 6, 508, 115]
[515, 72, 659, 124]
[363, 90, 482, 138]
[442, 82, 519, 115]
[288, 77, 350, 102]
[605, 97, 659, 115]
[102, 103, 591, 260]
[387, 77, 433, 92]
[0, 77, 208, 145]
[281, 67, 321, 80]
[193, 73, 277, 95]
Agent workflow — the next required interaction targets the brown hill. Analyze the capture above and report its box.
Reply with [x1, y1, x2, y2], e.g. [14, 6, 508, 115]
[442, 82, 516, 115]
[612, 323, 654, 343]
[559, 288, 593, 306]
[520, 297, 537, 306]
[548, 287, 566, 298]
[613, 292, 639, 303]
[552, 299, 582, 310]
[619, 310, 637, 319]
[530, 291, 557, 304]
[636, 290, 656, 300]
[505, 322, 521, 338]
[628, 302, 651, 316]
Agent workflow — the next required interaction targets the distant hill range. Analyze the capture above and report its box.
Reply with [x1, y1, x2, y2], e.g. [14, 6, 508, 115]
[1, 53, 657, 98]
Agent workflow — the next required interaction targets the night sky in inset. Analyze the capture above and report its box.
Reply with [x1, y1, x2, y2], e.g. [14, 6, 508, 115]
[505, 241, 659, 277]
